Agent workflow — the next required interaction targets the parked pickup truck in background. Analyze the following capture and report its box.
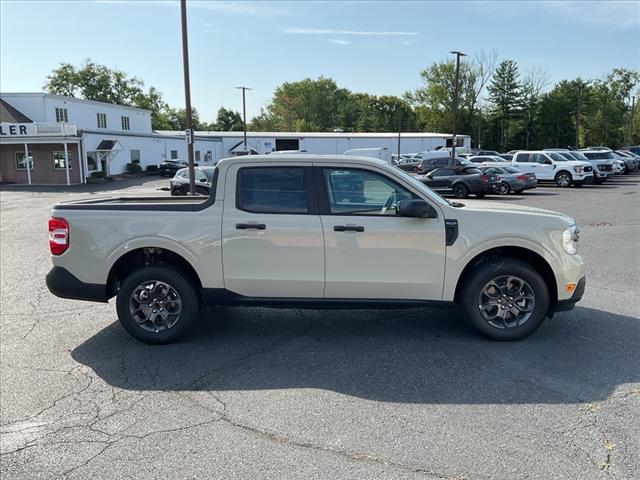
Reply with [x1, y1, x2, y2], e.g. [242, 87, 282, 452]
[46, 155, 586, 344]
[512, 151, 593, 187]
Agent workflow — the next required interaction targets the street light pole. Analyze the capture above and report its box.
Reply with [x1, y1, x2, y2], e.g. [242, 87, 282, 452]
[180, 0, 196, 195]
[576, 82, 584, 149]
[396, 107, 402, 163]
[450, 50, 466, 165]
[629, 95, 636, 144]
[236, 86, 252, 154]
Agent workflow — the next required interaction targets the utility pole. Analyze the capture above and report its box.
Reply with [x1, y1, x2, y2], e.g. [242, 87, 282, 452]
[629, 95, 636, 144]
[575, 82, 583, 149]
[236, 86, 252, 154]
[180, 0, 195, 195]
[396, 107, 402, 163]
[450, 50, 466, 165]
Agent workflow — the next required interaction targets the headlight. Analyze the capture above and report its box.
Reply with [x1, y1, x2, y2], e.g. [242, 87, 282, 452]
[562, 225, 580, 255]
[573, 166, 583, 173]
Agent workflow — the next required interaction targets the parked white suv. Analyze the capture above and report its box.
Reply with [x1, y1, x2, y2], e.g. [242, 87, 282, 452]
[512, 151, 593, 187]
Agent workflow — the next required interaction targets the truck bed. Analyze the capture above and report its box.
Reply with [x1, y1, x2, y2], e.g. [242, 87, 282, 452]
[54, 194, 213, 211]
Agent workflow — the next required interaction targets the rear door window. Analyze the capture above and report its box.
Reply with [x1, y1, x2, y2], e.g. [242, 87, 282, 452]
[516, 153, 531, 162]
[237, 167, 309, 214]
[431, 169, 455, 177]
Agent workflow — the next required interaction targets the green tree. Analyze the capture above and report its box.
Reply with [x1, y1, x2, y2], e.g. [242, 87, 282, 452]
[406, 58, 477, 137]
[487, 60, 522, 151]
[211, 107, 243, 131]
[44, 59, 173, 130]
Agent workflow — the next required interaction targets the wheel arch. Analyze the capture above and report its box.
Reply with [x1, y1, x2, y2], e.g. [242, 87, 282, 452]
[554, 168, 572, 178]
[454, 246, 558, 308]
[106, 247, 203, 300]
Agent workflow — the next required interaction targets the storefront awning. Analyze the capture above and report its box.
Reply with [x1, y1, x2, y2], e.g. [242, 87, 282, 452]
[96, 140, 117, 150]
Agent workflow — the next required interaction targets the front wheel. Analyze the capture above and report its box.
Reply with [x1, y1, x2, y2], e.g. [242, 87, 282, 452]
[452, 183, 470, 199]
[555, 172, 572, 188]
[116, 265, 200, 344]
[459, 258, 549, 341]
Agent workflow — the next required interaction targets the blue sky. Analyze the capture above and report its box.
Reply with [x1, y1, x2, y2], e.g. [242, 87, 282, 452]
[1, 0, 638, 122]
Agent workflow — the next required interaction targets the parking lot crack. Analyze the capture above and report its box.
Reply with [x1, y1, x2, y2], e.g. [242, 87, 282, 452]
[218, 413, 451, 479]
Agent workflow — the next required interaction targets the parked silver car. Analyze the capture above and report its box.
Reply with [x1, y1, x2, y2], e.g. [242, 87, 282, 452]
[480, 166, 537, 195]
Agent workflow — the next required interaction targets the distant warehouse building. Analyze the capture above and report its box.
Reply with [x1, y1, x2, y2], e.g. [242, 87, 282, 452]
[0, 92, 470, 185]
[155, 130, 472, 158]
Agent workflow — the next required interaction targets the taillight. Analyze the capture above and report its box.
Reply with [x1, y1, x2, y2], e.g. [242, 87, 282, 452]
[49, 217, 69, 255]
[480, 175, 489, 183]
[516, 174, 528, 181]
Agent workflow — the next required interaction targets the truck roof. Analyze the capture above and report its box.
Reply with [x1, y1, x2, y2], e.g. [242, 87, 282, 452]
[216, 154, 389, 167]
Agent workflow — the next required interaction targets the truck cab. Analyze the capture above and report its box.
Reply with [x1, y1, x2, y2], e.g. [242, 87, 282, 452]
[512, 150, 593, 187]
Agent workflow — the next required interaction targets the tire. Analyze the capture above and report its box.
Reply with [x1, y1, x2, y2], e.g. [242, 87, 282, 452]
[116, 265, 200, 344]
[452, 183, 470, 199]
[459, 258, 549, 341]
[497, 182, 510, 195]
[555, 172, 572, 188]
[594, 178, 603, 185]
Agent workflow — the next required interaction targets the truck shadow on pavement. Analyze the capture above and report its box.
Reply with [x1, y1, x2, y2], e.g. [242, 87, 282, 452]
[72, 305, 639, 404]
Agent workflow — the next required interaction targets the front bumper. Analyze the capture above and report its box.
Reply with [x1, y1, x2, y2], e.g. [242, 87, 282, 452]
[595, 170, 613, 179]
[46, 266, 108, 303]
[572, 172, 594, 185]
[552, 276, 586, 313]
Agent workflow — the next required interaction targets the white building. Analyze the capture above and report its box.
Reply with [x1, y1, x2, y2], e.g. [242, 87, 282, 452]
[1, 92, 471, 185]
[156, 130, 472, 159]
[0, 93, 220, 184]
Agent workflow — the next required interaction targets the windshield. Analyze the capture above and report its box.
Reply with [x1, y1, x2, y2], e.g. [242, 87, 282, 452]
[548, 152, 570, 162]
[584, 151, 614, 160]
[569, 151, 589, 161]
[201, 167, 216, 180]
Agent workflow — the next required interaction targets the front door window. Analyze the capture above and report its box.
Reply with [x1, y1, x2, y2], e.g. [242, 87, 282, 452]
[323, 168, 415, 215]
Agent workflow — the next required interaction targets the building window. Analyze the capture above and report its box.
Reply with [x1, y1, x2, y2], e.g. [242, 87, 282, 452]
[130, 149, 140, 164]
[205, 150, 212, 162]
[97, 113, 107, 129]
[55, 108, 68, 123]
[53, 152, 72, 170]
[170, 150, 178, 160]
[121, 116, 130, 130]
[195, 151, 201, 163]
[15, 152, 34, 170]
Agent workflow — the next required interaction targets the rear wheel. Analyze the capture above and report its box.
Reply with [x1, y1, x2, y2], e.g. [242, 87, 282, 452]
[116, 265, 200, 344]
[497, 182, 510, 195]
[459, 258, 549, 341]
[452, 183, 470, 199]
[555, 172, 572, 188]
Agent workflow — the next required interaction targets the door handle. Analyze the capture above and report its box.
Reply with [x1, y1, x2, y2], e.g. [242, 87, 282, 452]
[236, 223, 266, 230]
[334, 225, 364, 232]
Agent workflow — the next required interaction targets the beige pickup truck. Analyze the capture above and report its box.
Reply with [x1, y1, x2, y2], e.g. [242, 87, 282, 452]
[46, 154, 585, 344]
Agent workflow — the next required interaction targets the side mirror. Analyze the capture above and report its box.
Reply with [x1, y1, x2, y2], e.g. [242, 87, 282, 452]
[397, 199, 437, 219]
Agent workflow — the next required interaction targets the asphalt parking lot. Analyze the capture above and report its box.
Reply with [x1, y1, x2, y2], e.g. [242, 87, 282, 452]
[1, 174, 639, 479]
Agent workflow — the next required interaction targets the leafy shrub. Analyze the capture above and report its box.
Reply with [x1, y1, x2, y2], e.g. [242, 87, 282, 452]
[91, 171, 106, 178]
[126, 162, 142, 174]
